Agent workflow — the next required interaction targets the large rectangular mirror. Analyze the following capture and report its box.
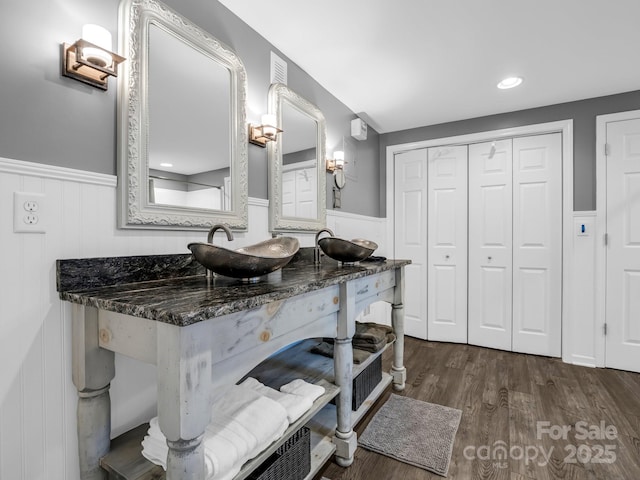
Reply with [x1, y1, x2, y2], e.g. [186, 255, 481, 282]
[117, 0, 248, 230]
[268, 83, 326, 232]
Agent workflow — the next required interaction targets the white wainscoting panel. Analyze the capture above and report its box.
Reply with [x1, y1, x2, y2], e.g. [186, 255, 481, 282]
[0, 157, 387, 480]
[562, 212, 602, 367]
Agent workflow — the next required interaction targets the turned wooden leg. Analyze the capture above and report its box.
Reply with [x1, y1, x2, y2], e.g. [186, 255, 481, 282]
[334, 338, 357, 467]
[391, 268, 406, 391]
[76, 387, 111, 480]
[157, 321, 214, 480]
[71, 305, 115, 480]
[333, 282, 357, 467]
[166, 436, 206, 479]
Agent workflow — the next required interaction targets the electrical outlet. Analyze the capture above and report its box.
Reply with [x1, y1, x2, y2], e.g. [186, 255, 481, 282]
[24, 201, 39, 212]
[14, 192, 46, 233]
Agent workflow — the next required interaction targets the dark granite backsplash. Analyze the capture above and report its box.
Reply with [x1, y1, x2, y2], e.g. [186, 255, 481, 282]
[56, 254, 205, 293]
[56, 248, 319, 293]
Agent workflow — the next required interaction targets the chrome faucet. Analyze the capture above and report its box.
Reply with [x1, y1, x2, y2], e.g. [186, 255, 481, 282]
[314, 228, 334, 265]
[206, 224, 234, 279]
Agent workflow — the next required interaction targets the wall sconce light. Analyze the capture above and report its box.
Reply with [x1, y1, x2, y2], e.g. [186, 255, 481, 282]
[61, 24, 125, 91]
[249, 114, 282, 147]
[326, 150, 345, 172]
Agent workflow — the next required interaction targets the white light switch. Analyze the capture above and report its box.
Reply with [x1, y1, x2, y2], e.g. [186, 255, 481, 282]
[576, 221, 589, 237]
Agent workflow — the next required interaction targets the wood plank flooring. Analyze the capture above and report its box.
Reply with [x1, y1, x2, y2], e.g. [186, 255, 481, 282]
[318, 338, 640, 480]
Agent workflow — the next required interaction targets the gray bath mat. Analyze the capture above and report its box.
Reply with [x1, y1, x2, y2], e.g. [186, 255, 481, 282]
[358, 394, 462, 477]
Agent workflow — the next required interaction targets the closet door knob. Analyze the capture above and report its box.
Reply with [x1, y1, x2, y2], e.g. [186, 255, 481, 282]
[488, 256, 492, 261]
[445, 255, 450, 260]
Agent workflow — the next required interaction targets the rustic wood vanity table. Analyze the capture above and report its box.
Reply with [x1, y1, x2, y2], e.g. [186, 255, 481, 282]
[57, 250, 409, 480]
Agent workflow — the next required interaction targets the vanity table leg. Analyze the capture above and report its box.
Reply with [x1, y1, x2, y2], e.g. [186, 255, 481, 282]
[71, 305, 115, 480]
[333, 283, 357, 467]
[391, 268, 407, 391]
[157, 321, 214, 480]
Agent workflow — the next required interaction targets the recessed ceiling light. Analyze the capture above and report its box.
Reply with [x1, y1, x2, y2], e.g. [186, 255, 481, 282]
[160, 162, 173, 167]
[497, 76, 523, 89]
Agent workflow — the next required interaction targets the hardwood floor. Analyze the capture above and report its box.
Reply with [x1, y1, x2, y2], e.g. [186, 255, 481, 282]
[318, 338, 640, 480]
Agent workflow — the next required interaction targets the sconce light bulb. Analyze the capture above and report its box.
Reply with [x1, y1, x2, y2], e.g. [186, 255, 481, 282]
[334, 150, 345, 169]
[260, 114, 278, 139]
[81, 24, 113, 67]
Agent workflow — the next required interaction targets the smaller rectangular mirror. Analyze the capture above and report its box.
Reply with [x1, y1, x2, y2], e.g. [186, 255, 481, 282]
[268, 83, 326, 232]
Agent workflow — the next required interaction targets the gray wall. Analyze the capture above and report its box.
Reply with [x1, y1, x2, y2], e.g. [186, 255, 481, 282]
[189, 168, 230, 190]
[0, 0, 381, 217]
[330, 130, 380, 214]
[379, 90, 640, 214]
[283, 148, 316, 165]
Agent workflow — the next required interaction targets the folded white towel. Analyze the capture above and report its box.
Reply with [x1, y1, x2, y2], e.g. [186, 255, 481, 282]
[203, 422, 244, 479]
[213, 385, 289, 458]
[142, 385, 289, 480]
[279, 379, 325, 403]
[143, 419, 218, 477]
[240, 377, 313, 423]
[141, 434, 168, 469]
[206, 415, 252, 464]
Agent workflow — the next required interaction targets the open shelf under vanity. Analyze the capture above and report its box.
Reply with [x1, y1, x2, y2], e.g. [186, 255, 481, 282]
[100, 338, 393, 480]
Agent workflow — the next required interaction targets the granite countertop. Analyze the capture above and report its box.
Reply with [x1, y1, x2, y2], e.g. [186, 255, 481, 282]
[57, 249, 411, 326]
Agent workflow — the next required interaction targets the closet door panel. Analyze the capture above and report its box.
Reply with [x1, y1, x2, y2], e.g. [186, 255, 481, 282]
[512, 133, 562, 357]
[480, 265, 510, 330]
[427, 146, 468, 342]
[468, 140, 513, 350]
[394, 149, 428, 339]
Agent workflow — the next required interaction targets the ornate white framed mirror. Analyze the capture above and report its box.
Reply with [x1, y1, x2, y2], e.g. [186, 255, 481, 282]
[268, 83, 326, 232]
[117, 0, 248, 230]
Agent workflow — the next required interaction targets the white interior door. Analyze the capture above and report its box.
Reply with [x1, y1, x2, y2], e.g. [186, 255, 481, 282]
[282, 170, 296, 217]
[427, 145, 468, 342]
[295, 167, 317, 218]
[512, 134, 562, 357]
[605, 117, 640, 373]
[281, 164, 317, 218]
[468, 140, 513, 350]
[394, 149, 428, 339]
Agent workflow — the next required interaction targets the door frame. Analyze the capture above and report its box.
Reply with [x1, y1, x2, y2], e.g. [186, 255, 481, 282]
[385, 120, 573, 355]
[595, 109, 640, 368]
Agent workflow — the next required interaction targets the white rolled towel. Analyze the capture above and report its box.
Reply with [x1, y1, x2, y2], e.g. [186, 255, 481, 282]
[240, 377, 313, 423]
[279, 378, 325, 403]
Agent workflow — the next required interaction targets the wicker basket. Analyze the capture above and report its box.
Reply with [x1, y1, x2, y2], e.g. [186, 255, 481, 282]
[352, 354, 382, 410]
[330, 354, 383, 410]
[248, 426, 311, 480]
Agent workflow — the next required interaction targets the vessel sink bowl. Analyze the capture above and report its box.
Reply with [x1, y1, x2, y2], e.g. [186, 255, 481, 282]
[188, 237, 299, 281]
[318, 237, 378, 264]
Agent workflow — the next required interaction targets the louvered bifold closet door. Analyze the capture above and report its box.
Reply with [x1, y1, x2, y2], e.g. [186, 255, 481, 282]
[468, 139, 513, 351]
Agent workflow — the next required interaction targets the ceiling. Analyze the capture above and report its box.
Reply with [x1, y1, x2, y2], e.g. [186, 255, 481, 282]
[218, 0, 640, 134]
